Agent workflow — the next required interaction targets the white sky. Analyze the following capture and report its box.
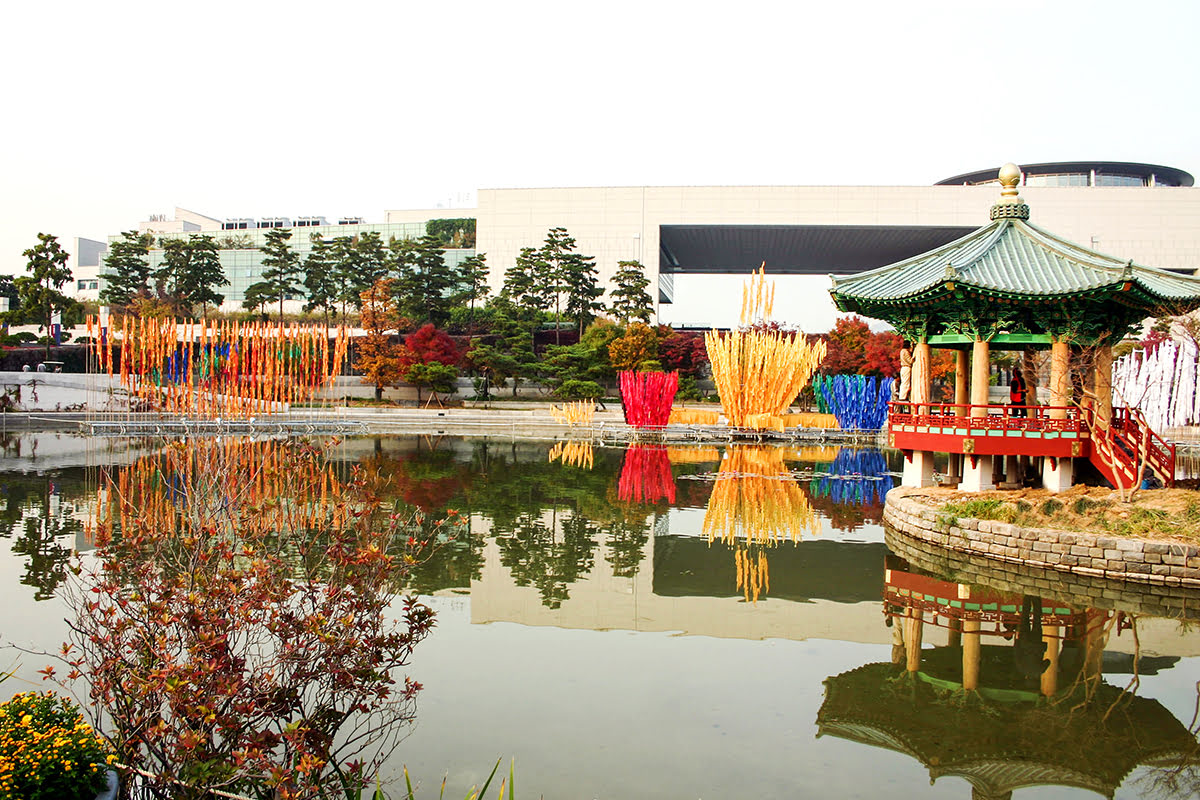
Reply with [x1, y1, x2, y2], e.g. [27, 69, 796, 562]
[3, 0, 1198, 324]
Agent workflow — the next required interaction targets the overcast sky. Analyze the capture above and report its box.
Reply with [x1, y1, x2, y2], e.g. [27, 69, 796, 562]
[3, 0, 1197, 321]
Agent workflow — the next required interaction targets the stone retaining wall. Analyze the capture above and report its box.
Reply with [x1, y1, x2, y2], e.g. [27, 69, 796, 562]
[884, 487, 1200, 588]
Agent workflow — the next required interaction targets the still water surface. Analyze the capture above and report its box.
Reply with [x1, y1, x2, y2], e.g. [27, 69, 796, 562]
[2, 433, 1198, 799]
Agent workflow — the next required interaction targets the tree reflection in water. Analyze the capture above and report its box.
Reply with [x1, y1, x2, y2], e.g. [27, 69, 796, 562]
[0, 476, 81, 600]
[50, 439, 449, 799]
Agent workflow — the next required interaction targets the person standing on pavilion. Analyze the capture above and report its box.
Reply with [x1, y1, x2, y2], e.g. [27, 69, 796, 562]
[1010, 369, 1028, 417]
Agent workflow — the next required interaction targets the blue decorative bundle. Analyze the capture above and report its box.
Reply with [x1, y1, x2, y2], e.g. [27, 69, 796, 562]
[812, 374, 893, 430]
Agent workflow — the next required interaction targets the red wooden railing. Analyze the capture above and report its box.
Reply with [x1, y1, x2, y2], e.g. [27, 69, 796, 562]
[887, 401, 1176, 488]
[1085, 406, 1176, 489]
[888, 402, 1086, 434]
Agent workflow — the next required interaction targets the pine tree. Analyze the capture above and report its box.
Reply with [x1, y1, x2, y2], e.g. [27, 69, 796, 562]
[259, 228, 301, 322]
[609, 260, 653, 324]
[16, 233, 74, 360]
[178, 235, 228, 320]
[303, 233, 338, 329]
[154, 238, 191, 315]
[99, 230, 154, 310]
[562, 250, 604, 336]
[395, 235, 454, 328]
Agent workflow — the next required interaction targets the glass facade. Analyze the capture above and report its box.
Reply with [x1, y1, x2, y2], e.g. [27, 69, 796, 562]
[103, 221, 476, 307]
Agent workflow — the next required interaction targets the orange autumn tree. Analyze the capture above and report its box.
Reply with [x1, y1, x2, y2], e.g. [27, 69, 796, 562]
[354, 278, 408, 401]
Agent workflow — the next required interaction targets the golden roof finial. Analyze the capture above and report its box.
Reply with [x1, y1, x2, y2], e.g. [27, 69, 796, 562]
[990, 162, 1030, 221]
[998, 162, 1022, 198]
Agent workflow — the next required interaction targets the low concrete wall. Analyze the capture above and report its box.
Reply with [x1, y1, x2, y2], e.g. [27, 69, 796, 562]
[883, 487, 1200, 588]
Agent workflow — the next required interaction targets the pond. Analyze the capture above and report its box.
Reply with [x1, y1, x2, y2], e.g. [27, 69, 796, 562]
[2, 433, 1199, 799]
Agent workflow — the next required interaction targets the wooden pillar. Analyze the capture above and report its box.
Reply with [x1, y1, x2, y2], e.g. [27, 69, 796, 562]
[947, 616, 962, 648]
[971, 338, 990, 417]
[1093, 344, 1113, 428]
[1041, 625, 1061, 697]
[962, 618, 981, 691]
[912, 341, 931, 406]
[1049, 339, 1070, 420]
[905, 609, 924, 673]
[954, 350, 969, 409]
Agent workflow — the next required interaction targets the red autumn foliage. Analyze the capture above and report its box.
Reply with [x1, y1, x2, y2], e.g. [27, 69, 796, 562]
[403, 324, 460, 367]
[658, 330, 710, 378]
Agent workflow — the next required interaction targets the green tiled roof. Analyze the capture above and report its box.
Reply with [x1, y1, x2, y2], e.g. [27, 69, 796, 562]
[830, 217, 1200, 308]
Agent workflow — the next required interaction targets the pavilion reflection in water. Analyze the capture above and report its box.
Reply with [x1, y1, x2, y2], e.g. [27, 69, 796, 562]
[817, 555, 1200, 800]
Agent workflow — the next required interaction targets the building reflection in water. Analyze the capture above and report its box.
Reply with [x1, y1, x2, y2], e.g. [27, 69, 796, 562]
[817, 555, 1200, 800]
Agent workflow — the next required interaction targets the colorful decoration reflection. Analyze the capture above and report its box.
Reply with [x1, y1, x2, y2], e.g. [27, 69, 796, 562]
[618, 370, 678, 428]
[617, 445, 676, 504]
[702, 447, 819, 545]
[88, 438, 347, 546]
[735, 545, 769, 603]
[86, 315, 349, 418]
[549, 440, 595, 470]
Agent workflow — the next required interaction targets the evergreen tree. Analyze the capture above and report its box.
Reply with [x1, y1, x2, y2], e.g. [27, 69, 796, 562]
[242, 281, 274, 319]
[539, 227, 574, 345]
[302, 233, 338, 328]
[329, 235, 360, 321]
[178, 235, 228, 320]
[455, 253, 490, 316]
[99, 230, 154, 310]
[15, 233, 74, 360]
[356, 232, 389, 285]
[562, 250, 604, 336]
[395, 235, 454, 328]
[259, 228, 301, 322]
[154, 238, 191, 315]
[609, 260, 653, 324]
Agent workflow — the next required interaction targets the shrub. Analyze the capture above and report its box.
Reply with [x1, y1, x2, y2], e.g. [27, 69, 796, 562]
[0, 691, 114, 800]
[1040, 498, 1064, 516]
[554, 380, 604, 401]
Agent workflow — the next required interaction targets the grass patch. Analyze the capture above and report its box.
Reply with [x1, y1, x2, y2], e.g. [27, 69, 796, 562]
[942, 498, 1020, 524]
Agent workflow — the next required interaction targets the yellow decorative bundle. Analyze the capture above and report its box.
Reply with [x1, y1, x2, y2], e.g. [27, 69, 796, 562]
[705, 268, 826, 428]
[668, 408, 720, 426]
[550, 400, 595, 426]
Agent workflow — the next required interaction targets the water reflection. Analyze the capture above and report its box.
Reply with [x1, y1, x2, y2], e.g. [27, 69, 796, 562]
[818, 553, 1200, 799]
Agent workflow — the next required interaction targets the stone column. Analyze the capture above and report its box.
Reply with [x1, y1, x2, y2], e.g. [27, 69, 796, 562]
[970, 338, 990, 417]
[1093, 344, 1113, 428]
[962, 618, 981, 691]
[1049, 339, 1070, 420]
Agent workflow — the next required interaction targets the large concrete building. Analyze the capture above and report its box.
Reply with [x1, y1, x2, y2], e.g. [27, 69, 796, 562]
[451, 161, 1198, 328]
[89, 161, 1198, 327]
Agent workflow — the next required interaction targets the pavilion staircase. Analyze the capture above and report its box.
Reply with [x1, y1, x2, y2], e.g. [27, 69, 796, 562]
[1085, 407, 1176, 490]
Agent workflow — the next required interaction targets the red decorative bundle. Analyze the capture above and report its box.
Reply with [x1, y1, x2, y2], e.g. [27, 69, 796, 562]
[618, 370, 679, 428]
[617, 445, 676, 504]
